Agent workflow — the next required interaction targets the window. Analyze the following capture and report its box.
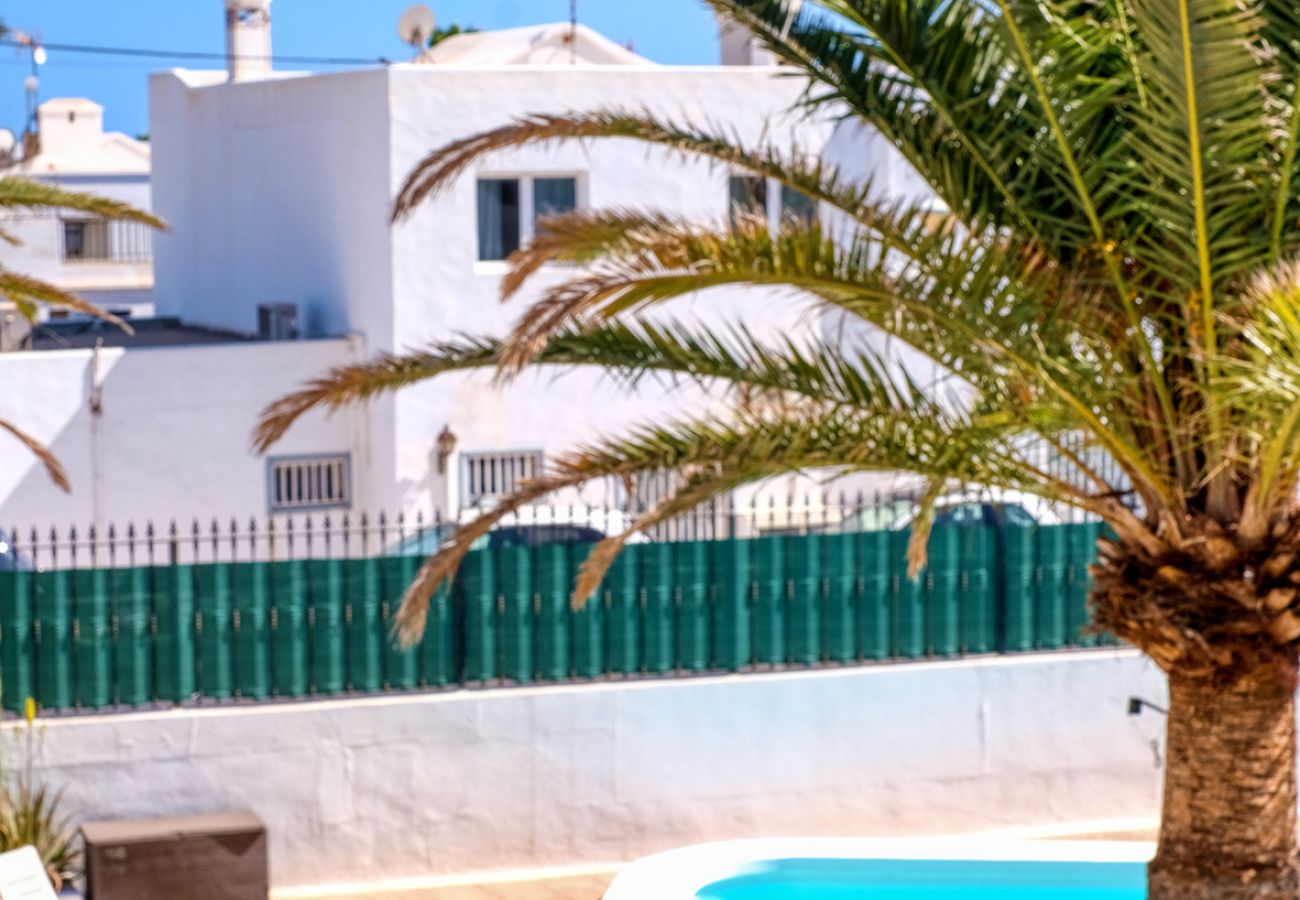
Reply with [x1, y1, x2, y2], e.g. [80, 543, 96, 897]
[533, 177, 577, 222]
[726, 178, 818, 229]
[477, 179, 521, 261]
[780, 185, 818, 225]
[268, 455, 351, 512]
[61, 219, 153, 263]
[476, 175, 580, 261]
[461, 449, 544, 506]
[727, 175, 768, 228]
[62, 220, 108, 261]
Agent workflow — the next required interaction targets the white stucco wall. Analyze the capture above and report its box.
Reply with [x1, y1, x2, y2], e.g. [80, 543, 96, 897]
[12, 650, 1167, 890]
[149, 69, 394, 343]
[0, 337, 367, 531]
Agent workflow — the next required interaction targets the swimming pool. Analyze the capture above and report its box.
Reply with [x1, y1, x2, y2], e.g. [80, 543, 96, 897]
[603, 838, 1154, 900]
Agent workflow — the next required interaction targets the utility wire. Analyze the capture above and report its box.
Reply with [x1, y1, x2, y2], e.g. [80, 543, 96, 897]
[0, 37, 389, 67]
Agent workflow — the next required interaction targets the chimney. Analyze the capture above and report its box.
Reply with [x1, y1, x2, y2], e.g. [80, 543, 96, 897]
[35, 98, 104, 160]
[226, 0, 273, 82]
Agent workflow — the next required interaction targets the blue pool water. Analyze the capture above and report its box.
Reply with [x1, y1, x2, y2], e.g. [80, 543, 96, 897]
[696, 858, 1147, 899]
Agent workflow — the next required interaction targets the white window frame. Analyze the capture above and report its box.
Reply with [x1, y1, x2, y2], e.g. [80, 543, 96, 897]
[267, 453, 353, 513]
[461, 449, 546, 507]
[726, 175, 819, 231]
[474, 172, 587, 271]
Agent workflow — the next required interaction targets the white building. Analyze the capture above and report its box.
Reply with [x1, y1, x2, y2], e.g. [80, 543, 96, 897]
[0, 97, 155, 317]
[0, 5, 915, 534]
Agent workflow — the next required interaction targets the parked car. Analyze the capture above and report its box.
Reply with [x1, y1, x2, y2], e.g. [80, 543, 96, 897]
[889, 491, 1062, 530]
[817, 498, 916, 533]
[0, 537, 33, 571]
[388, 508, 640, 556]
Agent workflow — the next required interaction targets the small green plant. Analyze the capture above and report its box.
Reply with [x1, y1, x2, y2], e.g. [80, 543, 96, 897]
[428, 23, 479, 47]
[0, 782, 79, 890]
[0, 699, 79, 890]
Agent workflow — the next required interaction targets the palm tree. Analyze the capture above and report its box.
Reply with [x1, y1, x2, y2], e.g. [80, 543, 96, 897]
[257, 1, 1300, 895]
[0, 176, 163, 488]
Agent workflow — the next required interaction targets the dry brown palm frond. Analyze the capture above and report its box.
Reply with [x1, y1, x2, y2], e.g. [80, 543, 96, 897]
[0, 177, 166, 230]
[0, 271, 134, 334]
[0, 418, 69, 492]
[905, 477, 947, 579]
[252, 339, 500, 452]
[391, 111, 870, 226]
[500, 208, 678, 301]
[391, 471, 594, 646]
[570, 470, 748, 608]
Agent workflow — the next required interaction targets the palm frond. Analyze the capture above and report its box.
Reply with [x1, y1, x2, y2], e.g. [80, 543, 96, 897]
[392, 111, 876, 227]
[1126, 0, 1272, 310]
[393, 469, 587, 644]
[1260, 0, 1300, 260]
[0, 178, 165, 229]
[257, 315, 937, 452]
[709, 0, 1114, 250]
[0, 270, 132, 332]
[0, 417, 69, 492]
[496, 211, 1184, 508]
[394, 397, 1159, 638]
[1226, 262, 1300, 536]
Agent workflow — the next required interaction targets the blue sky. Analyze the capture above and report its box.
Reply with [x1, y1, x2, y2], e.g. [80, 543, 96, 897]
[0, 1, 720, 137]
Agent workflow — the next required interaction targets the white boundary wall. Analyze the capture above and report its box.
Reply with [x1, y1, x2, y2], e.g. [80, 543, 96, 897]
[10, 650, 1166, 890]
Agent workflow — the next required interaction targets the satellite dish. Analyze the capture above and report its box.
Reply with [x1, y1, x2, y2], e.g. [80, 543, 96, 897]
[398, 4, 436, 49]
[0, 130, 16, 156]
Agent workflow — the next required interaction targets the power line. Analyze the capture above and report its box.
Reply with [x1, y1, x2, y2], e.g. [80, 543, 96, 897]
[0, 37, 389, 67]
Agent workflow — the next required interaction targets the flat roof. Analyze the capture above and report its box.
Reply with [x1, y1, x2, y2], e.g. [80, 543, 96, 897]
[29, 317, 250, 351]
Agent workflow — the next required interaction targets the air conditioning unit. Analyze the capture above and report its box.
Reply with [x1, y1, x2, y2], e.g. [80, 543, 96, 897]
[81, 810, 268, 900]
[257, 303, 298, 341]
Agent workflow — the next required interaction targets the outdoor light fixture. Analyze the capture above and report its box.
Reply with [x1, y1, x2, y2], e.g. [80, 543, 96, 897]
[1127, 696, 1168, 717]
[436, 425, 458, 474]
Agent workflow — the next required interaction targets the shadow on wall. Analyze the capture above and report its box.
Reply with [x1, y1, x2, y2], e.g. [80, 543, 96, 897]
[0, 339, 365, 535]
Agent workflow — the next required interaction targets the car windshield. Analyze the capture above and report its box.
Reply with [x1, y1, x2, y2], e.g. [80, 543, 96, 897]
[998, 504, 1038, 527]
[828, 500, 913, 532]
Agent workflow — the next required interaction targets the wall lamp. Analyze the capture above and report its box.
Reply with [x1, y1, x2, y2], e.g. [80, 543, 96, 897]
[436, 425, 458, 475]
[1127, 696, 1168, 717]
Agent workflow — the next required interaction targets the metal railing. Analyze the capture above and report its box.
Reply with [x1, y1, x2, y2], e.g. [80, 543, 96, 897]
[60, 219, 153, 265]
[0, 496, 1118, 717]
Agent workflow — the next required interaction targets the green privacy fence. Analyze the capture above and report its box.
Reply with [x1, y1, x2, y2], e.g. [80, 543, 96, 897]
[0, 522, 1115, 714]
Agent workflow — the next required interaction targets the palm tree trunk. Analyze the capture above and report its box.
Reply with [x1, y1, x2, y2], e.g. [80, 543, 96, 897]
[1148, 661, 1300, 899]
